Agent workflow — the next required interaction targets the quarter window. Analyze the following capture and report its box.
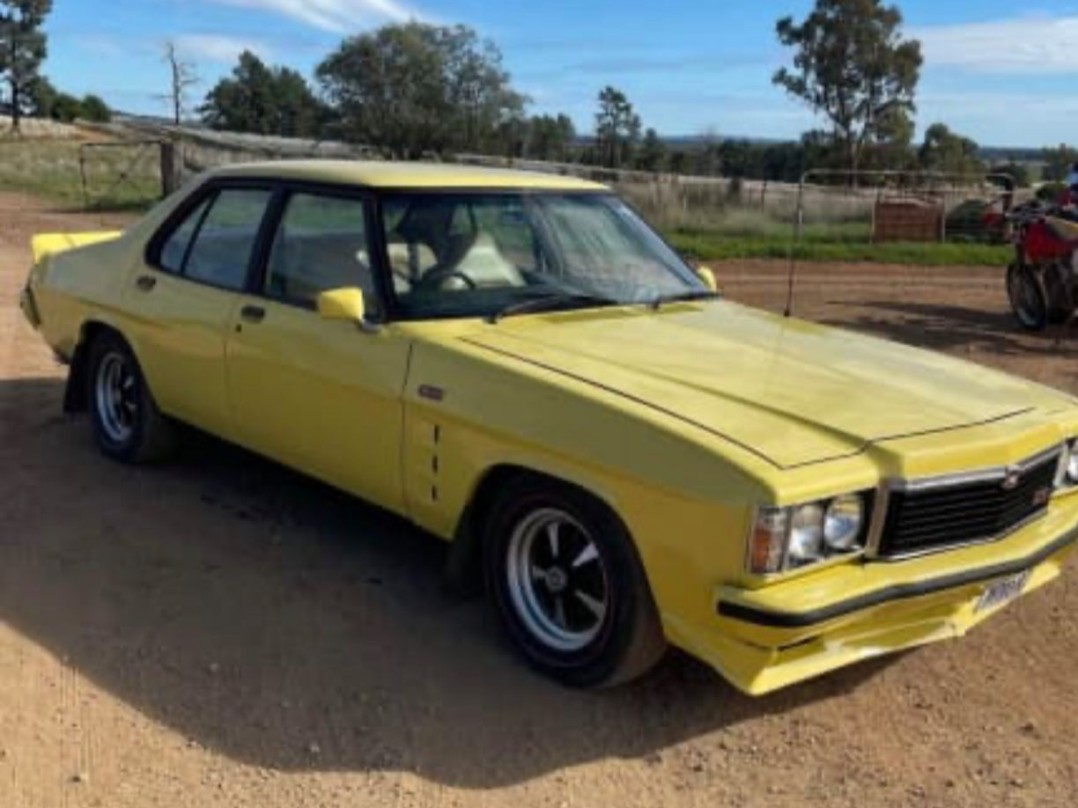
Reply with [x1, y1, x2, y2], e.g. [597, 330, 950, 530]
[158, 197, 211, 274]
[265, 192, 376, 310]
[183, 189, 272, 291]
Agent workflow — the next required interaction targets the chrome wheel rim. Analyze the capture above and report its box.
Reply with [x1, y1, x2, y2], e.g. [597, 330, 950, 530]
[506, 508, 609, 653]
[95, 351, 138, 444]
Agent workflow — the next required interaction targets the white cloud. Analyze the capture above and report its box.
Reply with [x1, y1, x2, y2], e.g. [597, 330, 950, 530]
[208, 0, 413, 33]
[913, 15, 1078, 73]
[174, 33, 273, 64]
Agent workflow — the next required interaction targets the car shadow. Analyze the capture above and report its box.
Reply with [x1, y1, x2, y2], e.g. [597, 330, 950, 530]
[0, 376, 894, 788]
[821, 300, 1077, 360]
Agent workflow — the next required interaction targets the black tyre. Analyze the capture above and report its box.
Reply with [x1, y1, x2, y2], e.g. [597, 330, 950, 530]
[1043, 262, 1075, 325]
[1006, 263, 1049, 331]
[483, 476, 667, 688]
[87, 331, 177, 463]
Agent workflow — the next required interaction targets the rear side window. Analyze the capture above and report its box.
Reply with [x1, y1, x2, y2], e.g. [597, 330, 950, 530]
[159, 197, 211, 273]
[184, 189, 272, 290]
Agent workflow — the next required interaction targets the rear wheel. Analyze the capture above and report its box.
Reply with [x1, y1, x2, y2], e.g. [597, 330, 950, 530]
[87, 331, 177, 463]
[483, 476, 666, 688]
[1007, 263, 1049, 331]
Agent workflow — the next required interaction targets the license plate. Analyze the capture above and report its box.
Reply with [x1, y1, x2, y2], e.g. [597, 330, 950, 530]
[976, 570, 1031, 614]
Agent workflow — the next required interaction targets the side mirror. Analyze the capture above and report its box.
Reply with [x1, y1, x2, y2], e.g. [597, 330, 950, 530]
[695, 265, 719, 293]
[317, 287, 371, 326]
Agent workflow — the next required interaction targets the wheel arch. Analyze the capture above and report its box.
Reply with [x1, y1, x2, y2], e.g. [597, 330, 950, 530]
[64, 319, 131, 413]
[444, 462, 627, 597]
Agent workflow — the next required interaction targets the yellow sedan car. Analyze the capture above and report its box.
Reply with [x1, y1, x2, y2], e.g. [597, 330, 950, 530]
[19, 161, 1078, 694]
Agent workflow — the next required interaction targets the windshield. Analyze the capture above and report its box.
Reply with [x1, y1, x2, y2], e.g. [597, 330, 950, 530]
[380, 192, 704, 319]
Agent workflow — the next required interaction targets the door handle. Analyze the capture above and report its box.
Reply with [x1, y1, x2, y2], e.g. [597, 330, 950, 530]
[240, 305, 266, 323]
[135, 275, 157, 292]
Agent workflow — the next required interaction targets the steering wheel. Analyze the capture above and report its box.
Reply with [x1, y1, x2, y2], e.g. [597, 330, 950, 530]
[415, 266, 478, 290]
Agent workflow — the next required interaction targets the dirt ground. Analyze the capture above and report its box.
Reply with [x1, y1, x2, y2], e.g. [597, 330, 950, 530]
[1, 191, 1076, 808]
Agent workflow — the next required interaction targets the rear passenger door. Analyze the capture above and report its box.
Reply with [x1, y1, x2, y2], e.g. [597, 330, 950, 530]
[225, 188, 411, 512]
[129, 184, 272, 438]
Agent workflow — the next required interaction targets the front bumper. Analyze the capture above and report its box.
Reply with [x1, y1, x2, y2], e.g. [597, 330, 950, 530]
[679, 496, 1078, 696]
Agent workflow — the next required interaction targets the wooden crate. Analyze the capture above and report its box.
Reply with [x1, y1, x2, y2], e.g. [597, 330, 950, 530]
[873, 199, 943, 243]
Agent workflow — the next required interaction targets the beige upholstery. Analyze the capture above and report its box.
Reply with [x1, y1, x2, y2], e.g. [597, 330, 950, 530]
[455, 233, 525, 287]
[386, 242, 437, 293]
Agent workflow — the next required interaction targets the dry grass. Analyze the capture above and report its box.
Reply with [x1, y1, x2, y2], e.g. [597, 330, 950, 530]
[0, 116, 88, 140]
[0, 137, 162, 210]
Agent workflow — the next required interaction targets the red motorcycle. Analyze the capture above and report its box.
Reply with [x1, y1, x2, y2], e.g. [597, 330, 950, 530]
[993, 201, 1078, 331]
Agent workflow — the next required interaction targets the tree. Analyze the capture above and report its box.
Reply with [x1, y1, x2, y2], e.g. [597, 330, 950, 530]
[201, 51, 323, 137]
[527, 113, 576, 161]
[594, 86, 640, 169]
[1042, 144, 1078, 182]
[50, 91, 80, 122]
[918, 123, 982, 177]
[25, 72, 53, 116]
[774, 0, 922, 177]
[637, 128, 666, 172]
[0, 0, 52, 131]
[861, 104, 916, 171]
[161, 40, 198, 125]
[668, 149, 689, 174]
[317, 22, 526, 158]
[80, 93, 110, 123]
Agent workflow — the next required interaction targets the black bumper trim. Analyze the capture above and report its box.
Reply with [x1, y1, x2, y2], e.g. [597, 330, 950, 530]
[718, 525, 1078, 629]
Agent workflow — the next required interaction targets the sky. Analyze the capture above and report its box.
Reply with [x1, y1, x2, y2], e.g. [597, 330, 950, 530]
[44, 0, 1078, 148]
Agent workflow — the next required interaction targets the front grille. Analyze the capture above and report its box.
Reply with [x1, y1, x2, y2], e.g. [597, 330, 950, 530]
[878, 451, 1060, 558]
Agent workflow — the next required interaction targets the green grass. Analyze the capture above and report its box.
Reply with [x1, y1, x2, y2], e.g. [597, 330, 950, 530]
[0, 138, 161, 211]
[669, 228, 1012, 266]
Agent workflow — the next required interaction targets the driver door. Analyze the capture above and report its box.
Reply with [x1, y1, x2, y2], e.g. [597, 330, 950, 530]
[225, 188, 411, 512]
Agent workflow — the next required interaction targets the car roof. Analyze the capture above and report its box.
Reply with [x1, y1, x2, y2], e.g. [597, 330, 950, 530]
[208, 159, 610, 192]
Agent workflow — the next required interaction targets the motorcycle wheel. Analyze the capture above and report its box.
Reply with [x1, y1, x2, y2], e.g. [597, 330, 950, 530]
[1042, 262, 1074, 325]
[1007, 263, 1049, 331]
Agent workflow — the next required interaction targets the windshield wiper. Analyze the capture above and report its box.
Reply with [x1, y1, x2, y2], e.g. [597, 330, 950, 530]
[648, 290, 720, 310]
[490, 292, 617, 323]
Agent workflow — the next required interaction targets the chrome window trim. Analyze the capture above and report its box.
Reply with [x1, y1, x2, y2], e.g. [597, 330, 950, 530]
[865, 443, 1065, 561]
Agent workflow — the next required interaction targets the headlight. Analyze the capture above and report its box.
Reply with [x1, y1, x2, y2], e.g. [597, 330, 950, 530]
[749, 493, 870, 575]
[824, 494, 866, 551]
[1059, 440, 1078, 487]
[788, 504, 825, 564]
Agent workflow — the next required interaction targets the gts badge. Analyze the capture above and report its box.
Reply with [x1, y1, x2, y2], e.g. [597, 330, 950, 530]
[418, 384, 446, 403]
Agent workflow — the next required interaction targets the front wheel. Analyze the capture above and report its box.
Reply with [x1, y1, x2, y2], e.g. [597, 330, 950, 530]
[1007, 263, 1049, 331]
[87, 331, 177, 463]
[1043, 261, 1076, 325]
[483, 476, 667, 688]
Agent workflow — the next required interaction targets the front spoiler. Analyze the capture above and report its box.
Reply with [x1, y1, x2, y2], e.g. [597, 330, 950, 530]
[669, 499, 1078, 696]
[718, 528, 1078, 628]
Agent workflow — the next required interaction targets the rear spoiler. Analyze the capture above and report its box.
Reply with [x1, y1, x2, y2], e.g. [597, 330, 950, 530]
[31, 231, 123, 264]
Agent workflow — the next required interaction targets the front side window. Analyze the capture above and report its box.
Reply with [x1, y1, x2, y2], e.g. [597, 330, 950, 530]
[381, 192, 702, 319]
[183, 188, 272, 291]
[265, 192, 376, 310]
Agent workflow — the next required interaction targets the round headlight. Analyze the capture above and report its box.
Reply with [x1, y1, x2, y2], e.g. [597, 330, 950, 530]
[1066, 443, 1078, 485]
[788, 503, 825, 564]
[824, 494, 866, 552]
